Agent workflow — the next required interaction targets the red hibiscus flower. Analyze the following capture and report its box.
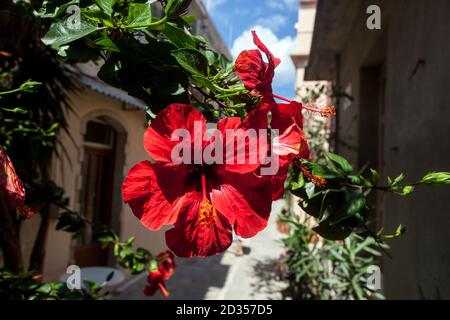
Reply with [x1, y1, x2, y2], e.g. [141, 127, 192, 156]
[234, 31, 280, 98]
[122, 104, 301, 257]
[144, 251, 175, 297]
[0, 145, 35, 218]
[235, 31, 335, 192]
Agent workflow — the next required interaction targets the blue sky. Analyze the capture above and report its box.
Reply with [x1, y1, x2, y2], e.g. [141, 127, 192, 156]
[202, 0, 299, 99]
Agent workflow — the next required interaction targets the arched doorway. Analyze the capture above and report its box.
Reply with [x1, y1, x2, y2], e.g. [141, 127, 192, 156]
[74, 115, 126, 267]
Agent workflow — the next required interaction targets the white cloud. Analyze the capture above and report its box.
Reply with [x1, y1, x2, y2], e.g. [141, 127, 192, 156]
[266, 0, 298, 10]
[202, 0, 226, 12]
[256, 14, 288, 31]
[231, 25, 296, 88]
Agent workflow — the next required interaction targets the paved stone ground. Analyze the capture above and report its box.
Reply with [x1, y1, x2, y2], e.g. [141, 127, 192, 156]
[112, 200, 288, 300]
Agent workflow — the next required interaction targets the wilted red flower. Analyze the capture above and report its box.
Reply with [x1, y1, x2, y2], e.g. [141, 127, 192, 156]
[235, 31, 280, 97]
[0, 145, 35, 218]
[144, 251, 175, 297]
[0, 145, 25, 208]
[122, 104, 300, 257]
[235, 30, 335, 121]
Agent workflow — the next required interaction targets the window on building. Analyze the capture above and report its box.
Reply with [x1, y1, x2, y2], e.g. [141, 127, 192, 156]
[76, 118, 117, 266]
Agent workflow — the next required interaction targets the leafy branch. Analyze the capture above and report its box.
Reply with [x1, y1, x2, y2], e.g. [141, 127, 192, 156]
[289, 152, 449, 242]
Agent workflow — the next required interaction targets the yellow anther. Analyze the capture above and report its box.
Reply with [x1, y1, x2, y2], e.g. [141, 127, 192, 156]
[199, 200, 217, 226]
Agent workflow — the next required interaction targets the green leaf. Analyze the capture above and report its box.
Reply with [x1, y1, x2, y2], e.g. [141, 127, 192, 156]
[105, 271, 115, 282]
[97, 57, 120, 86]
[192, 75, 216, 91]
[369, 168, 380, 184]
[169, 83, 186, 95]
[171, 48, 208, 75]
[347, 175, 361, 184]
[82, 9, 114, 27]
[37, 0, 79, 18]
[202, 49, 216, 66]
[420, 172, 450, 185]
[304, 182, 316, 199]
[392, 173, 404, 185]
[96, 234, 114, 243]
[133, 263, 145, 273]
[42, 19, 97, 47]
[313, 219, 352, 240]
[310, 162, 341, 179]
[326, 152, 353, 173]
[162, 22, 197, 48]
[291, 172, 305, 190]
[181, 15, 196, 26]
[383, 224, 406, 239]
[396, 185, 414, 196]
[149, 260, 158, 272]
[37, 284, 52, 294]
[164, 0, 192, 18]
[95, 0, 117, 17]
[19, 80, 42, 92]
[351, 276, 364, 300]
[124, 3, 152, 30]
[94, 37, 120, 52]
[1, 107, 28, 114]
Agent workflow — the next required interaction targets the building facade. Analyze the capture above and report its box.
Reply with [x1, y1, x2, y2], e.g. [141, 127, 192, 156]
[20, 0, 230, 281]
[306, 0, 450, 298]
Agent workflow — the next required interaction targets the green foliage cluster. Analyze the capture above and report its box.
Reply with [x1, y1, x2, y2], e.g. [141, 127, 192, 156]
[0, 268, 105, 300]
[288, 152, 449, 241]
[39, 0, 251, 119]
[281, 216, 386, 300]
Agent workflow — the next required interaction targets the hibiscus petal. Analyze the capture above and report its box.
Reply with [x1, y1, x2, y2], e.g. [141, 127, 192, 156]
[216, 117, 262, 174]
[272, 101, 304, 130]
[243, 96, 276, 130]
[245, 98, 304, 133]
[0, 146, 26, 210]
[251, 30, 281, 69]
[157, 251, 175, 281]
[251, 31, 280, 88]
[298, 135, 311, 160]
[165, 193, 233, 258]
[234, 31, 280, 95]
[210, 171, 272, 238]
[271, 164, 289, 201]
[234, 49, 265, 91]
[122, 161, 195, 230]
[272, 123, 303, 157]
[144, 104, 206, 163]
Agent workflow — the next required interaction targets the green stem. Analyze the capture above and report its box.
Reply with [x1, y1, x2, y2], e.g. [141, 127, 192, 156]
[0, 88, 22, 96]
[343, 181, 423, 192]
[363, 226, 392, 259]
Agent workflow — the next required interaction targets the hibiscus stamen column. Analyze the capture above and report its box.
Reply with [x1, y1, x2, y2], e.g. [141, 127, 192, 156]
[158, 282, 170, 297]
[199, 167, 217, 226]
[295, 159, 327, 187]
[271, 93, 336, 117]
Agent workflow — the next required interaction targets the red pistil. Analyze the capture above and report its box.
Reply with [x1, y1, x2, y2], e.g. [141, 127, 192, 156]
[271, 93, 336, 117]
[201, 168, 207, 201]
